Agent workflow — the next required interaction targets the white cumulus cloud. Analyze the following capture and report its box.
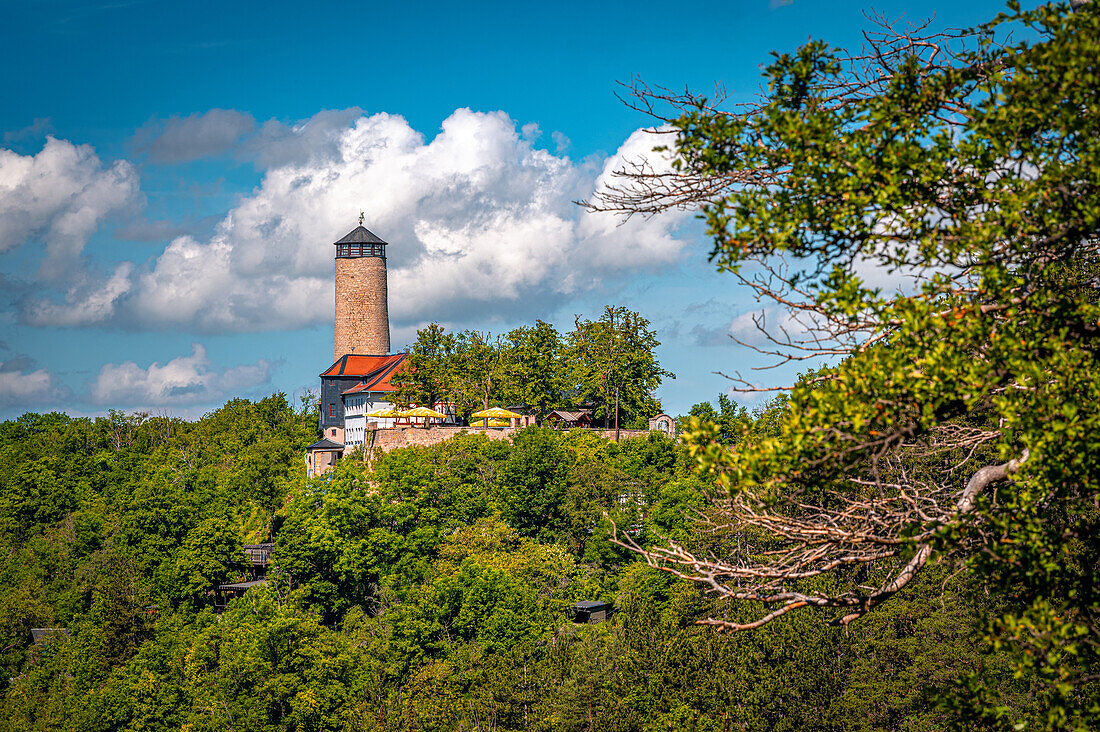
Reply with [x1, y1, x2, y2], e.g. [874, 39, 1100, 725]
[25, 110, 690, 334]
[0, 356, 71, 408]
[0, 137, 139, 277]
[88, 343, 272, 407]
[26, 262, 135, 327]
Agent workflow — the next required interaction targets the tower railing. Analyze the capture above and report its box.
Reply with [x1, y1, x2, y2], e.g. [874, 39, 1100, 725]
[336, 243, 386, 258]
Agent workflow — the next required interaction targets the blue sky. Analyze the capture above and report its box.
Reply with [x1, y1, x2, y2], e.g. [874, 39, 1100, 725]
[0, 0, 1019, 419]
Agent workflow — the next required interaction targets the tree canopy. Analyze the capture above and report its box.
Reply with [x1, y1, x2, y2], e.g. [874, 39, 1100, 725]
[565, 306, 672, 429]
[596, 2, 1100, 727]
[392, 307, 672, 428]
[0, 398, 1074, 729]
[3, 5, 1097, 729]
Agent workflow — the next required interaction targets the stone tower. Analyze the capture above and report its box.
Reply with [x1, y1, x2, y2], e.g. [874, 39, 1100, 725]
[333, 224, 390, 361]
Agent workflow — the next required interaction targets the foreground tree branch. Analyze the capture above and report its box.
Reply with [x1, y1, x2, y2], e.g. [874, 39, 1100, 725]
[600, 3, 1100, 725]
[616, 449, 1028, 629]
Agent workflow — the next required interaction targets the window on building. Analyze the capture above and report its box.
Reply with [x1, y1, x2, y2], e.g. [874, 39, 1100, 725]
[329, 404, 336, 418]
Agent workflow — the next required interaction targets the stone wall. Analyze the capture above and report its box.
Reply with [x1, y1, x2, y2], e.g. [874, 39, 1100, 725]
[306, 449, 341, 478]
[343, 426, 660, 458]
[354, 426, 515, 456]
[592, 429, 652, 441]
[334, 256, 390, 361]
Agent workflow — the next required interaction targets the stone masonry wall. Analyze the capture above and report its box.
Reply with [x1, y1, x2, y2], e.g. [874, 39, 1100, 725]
[343, 426, 658, 458]
[334, 256, 390, 360]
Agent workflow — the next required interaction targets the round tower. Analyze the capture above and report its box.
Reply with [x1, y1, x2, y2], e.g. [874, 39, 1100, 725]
[333, 223, 391, 361]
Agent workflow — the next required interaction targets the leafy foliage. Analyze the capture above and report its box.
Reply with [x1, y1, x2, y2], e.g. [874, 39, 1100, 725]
[600, 2, 1100, 728]
[0, 392, 1061, 730]
[390, 306, 672, 427]
[564, 306, 672, 428]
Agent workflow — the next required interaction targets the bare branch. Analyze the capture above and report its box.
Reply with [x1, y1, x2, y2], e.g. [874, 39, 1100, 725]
[614, 450, 1028, 630]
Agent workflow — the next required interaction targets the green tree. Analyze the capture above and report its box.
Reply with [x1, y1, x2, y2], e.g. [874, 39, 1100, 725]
[683, 393, 748, 444]
[173, 515, 242, 606]
[274, 465, 386, 621]
[391, 322, 456, 409]
[596, 3, 1100, 727]
[496, 427, 574, 542]
[450, 330, 509, 423]
[1, 458, 78, 535]
[565, 306, 673, 428]
[503, 319, 566, 424]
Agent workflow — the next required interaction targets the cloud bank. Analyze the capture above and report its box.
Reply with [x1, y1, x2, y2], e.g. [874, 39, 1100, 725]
[0, 355, 71, 408]
[88, 343, 272, 407]
[0, 137, 139, 277]
[12, 109, 688, 335]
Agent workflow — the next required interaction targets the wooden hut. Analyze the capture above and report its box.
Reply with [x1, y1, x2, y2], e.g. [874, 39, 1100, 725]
[544, 410, 593, 430]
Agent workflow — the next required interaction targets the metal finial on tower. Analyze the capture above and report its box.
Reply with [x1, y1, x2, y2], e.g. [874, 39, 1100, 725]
[359, 211, 365, 226]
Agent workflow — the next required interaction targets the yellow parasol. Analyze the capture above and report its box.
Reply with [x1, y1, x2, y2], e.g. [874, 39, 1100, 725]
[470, 407, 522, 420]
[487, 418, 511, 427]
[364, 407, 400, 418]
[399, 407, 448, 419]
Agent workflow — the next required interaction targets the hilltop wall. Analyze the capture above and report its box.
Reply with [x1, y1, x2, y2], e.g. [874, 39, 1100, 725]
[347, 425, 657, 458]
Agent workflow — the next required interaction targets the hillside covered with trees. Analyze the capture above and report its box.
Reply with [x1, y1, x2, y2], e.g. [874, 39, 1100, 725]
[3, 2, 1098, 730]
[0, 393, 1065, 731]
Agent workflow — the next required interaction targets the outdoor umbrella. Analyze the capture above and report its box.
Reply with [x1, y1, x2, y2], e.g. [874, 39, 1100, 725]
[364, 408, 399, 418]
[471, 406, 522, 429]
[399, 407, 448, 419]
[398, 407, 448, 428]
[470, 407, 522, 420]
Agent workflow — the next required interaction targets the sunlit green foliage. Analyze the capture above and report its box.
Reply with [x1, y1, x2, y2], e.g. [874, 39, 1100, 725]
[391, 306, 673, 427]
[661, 2, 1100, 728]
[0, 393, 1059, 730]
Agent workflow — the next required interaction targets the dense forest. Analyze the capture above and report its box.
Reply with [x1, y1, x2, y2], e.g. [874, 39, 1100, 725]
[0, 393, 1047, 731]
[5, 5, 1100, 728]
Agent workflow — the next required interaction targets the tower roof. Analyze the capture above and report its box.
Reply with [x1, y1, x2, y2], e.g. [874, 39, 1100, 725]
[334, 226, 387, 245]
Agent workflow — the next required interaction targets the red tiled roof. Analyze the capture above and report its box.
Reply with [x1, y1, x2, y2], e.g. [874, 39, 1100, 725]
[320, 353, 406, 392]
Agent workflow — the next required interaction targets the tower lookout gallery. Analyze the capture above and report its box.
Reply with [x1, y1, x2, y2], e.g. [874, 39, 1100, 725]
[333, 224, 390, 360]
